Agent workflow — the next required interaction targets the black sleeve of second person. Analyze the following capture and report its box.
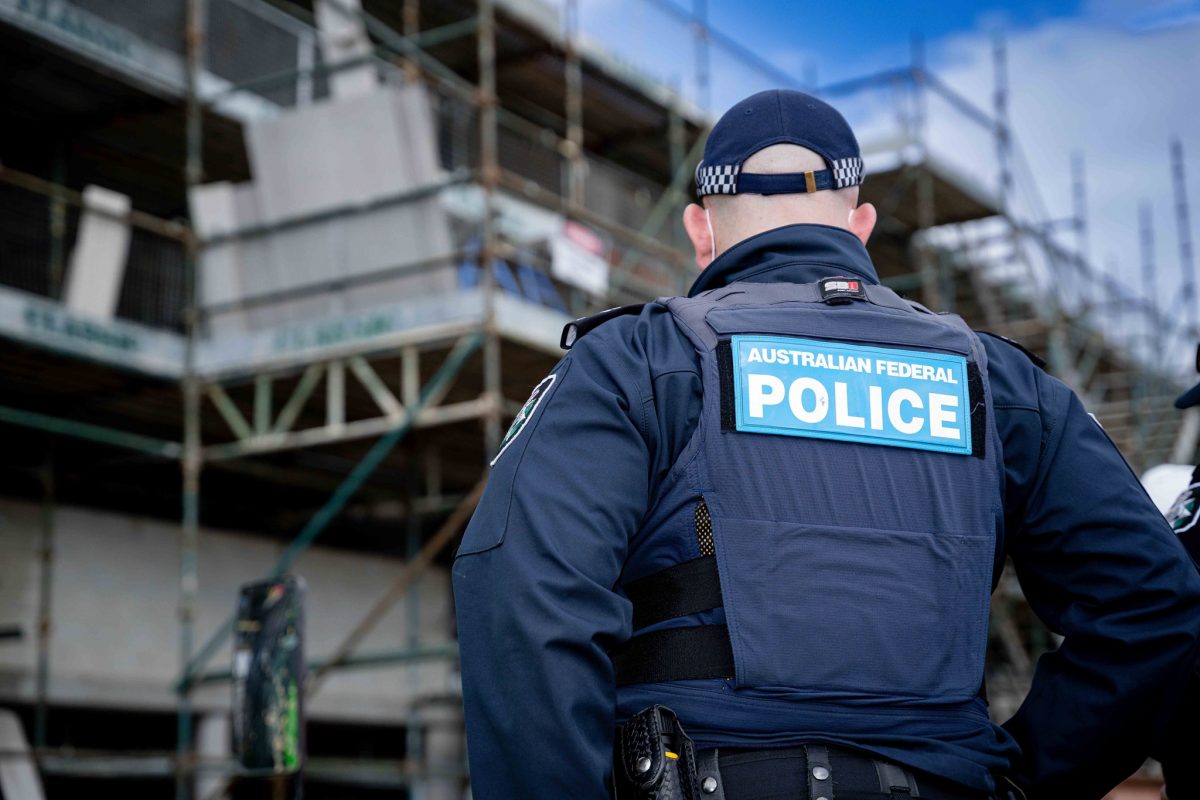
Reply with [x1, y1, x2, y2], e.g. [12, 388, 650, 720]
[1001, 375, 1200, 798]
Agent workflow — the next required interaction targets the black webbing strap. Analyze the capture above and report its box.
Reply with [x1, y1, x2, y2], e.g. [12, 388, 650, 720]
[612, 625, 734, 686]
[967, 361, 987, 460]
[717, 340, 736, 431]
[623, 556, 723, 631]
[806, 744, 833, 799]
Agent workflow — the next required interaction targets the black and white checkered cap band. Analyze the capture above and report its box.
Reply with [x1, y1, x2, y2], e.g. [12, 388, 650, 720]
[830, 157, 864, 189]
[695, 163, 741, 195]
[695, 157, 863, 196]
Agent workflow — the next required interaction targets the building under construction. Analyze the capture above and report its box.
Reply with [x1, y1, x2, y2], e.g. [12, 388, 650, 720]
[0, 0, 1195, 798]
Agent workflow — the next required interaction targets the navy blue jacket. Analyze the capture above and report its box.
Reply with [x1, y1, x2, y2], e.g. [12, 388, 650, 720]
[453, 224, 1200, 799]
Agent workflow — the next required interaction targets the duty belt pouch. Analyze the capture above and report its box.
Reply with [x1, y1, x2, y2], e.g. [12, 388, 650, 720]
[613, 705, 721, 800]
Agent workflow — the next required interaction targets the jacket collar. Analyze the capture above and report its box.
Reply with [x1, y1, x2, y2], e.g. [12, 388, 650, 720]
[687, 223, 880, 297]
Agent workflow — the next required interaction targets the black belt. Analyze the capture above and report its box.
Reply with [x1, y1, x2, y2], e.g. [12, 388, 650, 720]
[713, 744, 990, 800]
[612, 706, 1024, 800]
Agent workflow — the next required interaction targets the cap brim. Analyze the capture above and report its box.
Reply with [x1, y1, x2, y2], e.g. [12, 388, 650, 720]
[1176, 382, 1200, 409]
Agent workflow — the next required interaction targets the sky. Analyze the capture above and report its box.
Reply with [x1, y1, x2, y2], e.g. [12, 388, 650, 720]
[565, 0, 1200, 371]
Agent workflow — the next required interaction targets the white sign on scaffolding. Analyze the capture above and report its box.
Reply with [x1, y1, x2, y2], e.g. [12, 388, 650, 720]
[551, 221, 610, 296]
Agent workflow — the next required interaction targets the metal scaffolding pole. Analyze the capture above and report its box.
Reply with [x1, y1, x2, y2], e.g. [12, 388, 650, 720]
[190, 645, 460, 687]
[0, 165, 192, 241]
[178, 2, 206, 796]
[564, 0, 585, 207]
[34, 446, 54, 751]
[992, 35, 1013, 215]
[177, 355, 202, 800]
[47, 146, 66, 299]
[405, 462, 424, 800]
[0, 405, 181, 458]
[1137, 201, 1158, 459]
[478, 0, 503, 458]
[908, 60, 939, 311]
[1140, 201, 1157, 349]
[1072, 151, 1089, 263]
[177, 280, 204, 797]
[906, 51, 942, 312]
[692, 0, 710, 110]
[1171, 138, 1196, 337]
[668, 107, 687, 289]
[915, 168, 939, 310]
[403, 0, 420, 37]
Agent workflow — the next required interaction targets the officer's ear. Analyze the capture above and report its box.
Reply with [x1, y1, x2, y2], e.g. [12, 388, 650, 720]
[683, 202, 715, 270]
[847, 202, 877, 246]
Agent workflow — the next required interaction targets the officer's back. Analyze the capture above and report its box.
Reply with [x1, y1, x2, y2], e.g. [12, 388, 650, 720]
[452, 90, 1200, 800]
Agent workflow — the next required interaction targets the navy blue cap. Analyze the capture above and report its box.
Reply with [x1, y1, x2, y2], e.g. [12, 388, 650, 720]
[696, 89, 863, 198]
[1176, 344, 1200, 409]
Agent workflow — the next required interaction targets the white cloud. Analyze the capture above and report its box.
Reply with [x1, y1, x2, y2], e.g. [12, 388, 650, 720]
[923, 17, 1200, 368]
[1084, 0, 1200, 30]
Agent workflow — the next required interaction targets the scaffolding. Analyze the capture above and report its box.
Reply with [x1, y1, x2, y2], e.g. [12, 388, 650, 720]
[0, 0, 1196, 796]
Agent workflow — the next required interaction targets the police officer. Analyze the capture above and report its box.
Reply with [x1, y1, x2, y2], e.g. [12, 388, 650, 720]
[1146, 364, 1200, 799]
[452, 90, 1200, 800]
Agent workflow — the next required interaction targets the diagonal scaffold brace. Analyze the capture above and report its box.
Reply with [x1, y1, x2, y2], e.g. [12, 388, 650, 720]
[174, 329, 484, 693]
[305, 473, 487, 699]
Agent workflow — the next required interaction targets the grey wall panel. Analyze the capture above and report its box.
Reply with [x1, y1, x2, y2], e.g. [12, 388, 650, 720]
[0, 498, 455, 723]
[194, 83, 455, 337]
[245, 83, 442, 223]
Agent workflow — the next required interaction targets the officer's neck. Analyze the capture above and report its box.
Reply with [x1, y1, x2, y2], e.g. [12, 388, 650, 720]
[688, 223, 879, 297]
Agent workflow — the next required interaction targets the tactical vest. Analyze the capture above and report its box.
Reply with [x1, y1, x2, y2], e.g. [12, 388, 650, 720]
[613, 278, 1002, 705]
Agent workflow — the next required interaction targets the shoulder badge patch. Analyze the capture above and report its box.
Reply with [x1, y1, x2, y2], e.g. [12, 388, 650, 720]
[1166, 481, 1200, 535]
[491, 374, 556, 466]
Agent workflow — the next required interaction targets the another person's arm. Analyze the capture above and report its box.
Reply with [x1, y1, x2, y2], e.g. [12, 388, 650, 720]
[996, 351, 1200, 798]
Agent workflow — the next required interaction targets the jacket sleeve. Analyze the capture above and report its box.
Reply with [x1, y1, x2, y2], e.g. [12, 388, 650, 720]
[1000, 369, 1200, 798]
[452, 334, 650, 800]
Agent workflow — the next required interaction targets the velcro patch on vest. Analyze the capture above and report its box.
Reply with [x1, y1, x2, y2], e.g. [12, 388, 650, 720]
[729, 335, 973, 455]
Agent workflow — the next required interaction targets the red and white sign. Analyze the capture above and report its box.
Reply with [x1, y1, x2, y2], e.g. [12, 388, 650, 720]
[551, 221, 610, 296]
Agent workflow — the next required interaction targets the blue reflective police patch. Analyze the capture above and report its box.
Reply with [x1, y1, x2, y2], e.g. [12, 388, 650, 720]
[731, 335, 972, 455]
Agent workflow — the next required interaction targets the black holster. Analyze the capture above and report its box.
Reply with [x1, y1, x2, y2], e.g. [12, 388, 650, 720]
[612, 705, 725, 800]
